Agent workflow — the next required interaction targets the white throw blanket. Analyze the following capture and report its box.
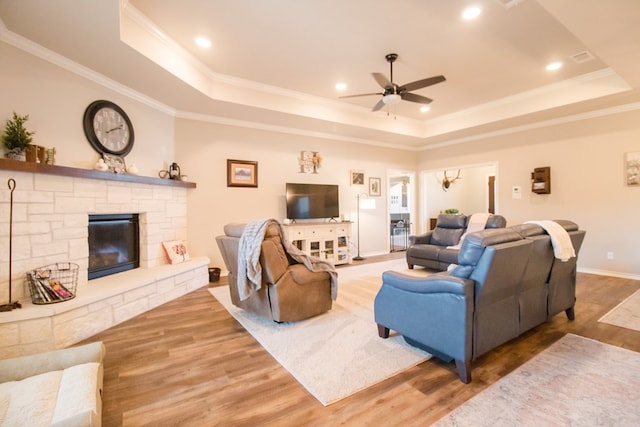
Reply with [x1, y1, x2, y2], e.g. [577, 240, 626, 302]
[237, 218, 338, 301]
[448, 212, 492, 249]
[525, 220, 576, 261]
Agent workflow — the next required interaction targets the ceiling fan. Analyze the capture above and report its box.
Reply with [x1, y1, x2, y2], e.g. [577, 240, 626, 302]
[340, 53, 446, 112]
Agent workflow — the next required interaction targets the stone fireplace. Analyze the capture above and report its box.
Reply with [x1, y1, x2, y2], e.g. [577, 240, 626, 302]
[0, 160, 209, 358]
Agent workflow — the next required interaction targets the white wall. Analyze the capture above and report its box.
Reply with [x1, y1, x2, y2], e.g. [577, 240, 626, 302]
[419, 109, 640, 278]
[0, 42, 174, 175]
[175, 119, 417, 269]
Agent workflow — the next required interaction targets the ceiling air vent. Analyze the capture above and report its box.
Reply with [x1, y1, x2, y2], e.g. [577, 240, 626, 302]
[494, 0, 526, 8]
[570, 51, 595, 64]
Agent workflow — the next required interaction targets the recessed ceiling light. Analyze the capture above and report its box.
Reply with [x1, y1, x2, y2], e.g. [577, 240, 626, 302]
[335, 82, 347, 91]
[546, 61, 563, 71]
[462, 6, 482, 20]
[420, 106, 431, 113]
[194, 37, 212, 48]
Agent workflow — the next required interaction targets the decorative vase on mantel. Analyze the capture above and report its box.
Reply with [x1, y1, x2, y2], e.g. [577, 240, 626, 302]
[25, 145, 39, 162]
[5, 148, 26, 161]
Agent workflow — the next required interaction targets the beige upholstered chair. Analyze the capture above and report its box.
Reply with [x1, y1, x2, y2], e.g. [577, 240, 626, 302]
[0, 342, 105, 426]
[216, 222, 333, 322]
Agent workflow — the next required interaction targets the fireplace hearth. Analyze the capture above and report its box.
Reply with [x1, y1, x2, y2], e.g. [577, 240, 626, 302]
[88, 213, 139, 279]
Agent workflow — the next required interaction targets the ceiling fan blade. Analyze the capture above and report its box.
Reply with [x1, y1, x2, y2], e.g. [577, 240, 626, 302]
[339, 92, 383, 99]
[399, 75, 446, 92]
[401, 92, 433, 104]
[372, 72, 392, 89]
[372, 98, 386, 112]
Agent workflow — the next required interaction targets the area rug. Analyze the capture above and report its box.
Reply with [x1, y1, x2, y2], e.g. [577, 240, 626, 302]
[433, 333, 640, 426]
[208, 259, 432, 406]
[598, 288, 640, 332]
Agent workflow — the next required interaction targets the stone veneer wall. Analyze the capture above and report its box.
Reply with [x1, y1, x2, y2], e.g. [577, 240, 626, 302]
[0, 168, 209, 358]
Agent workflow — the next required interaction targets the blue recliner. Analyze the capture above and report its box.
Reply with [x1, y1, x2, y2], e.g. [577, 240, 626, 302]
[375, 228, 531, 383]
[406, 213, 507, 271]
[374, 221, 586, 383]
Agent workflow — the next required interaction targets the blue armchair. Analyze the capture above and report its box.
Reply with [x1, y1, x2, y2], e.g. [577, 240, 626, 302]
[374, 220, 586, 383]
[375, 228, 532, 383]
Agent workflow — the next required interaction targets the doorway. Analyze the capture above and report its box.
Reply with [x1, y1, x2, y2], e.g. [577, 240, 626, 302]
[488, 175, 496, 214]
[388, 171, 414, 252]
[422, 163, 498, 233]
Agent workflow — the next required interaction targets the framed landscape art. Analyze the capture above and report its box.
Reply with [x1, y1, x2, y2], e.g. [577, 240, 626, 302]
[227, 159, 258, 187]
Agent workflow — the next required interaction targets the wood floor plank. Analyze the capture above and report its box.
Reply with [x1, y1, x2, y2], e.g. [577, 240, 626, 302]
[80, 253, 640, 426]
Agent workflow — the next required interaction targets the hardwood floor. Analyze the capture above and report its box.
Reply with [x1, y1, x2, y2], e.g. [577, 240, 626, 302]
[82, 253, 640, 426]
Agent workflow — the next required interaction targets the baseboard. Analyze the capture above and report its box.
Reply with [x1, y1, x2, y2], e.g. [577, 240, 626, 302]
[578, 267, 640, 281]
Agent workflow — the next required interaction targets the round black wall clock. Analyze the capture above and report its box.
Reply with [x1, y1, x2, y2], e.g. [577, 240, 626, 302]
[83, 100, 134, 156]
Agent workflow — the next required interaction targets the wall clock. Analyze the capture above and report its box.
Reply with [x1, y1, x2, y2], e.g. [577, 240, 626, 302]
[83, 100, 134, 156]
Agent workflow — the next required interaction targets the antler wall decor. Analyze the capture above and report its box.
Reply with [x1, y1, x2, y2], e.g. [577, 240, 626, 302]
[440, 169, 462, 192]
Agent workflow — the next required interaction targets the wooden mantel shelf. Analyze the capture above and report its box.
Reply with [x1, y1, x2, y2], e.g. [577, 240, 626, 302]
[0, 158, 196, 188]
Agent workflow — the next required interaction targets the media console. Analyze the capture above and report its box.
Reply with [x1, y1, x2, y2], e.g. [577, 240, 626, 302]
[283, 222, 352, 265]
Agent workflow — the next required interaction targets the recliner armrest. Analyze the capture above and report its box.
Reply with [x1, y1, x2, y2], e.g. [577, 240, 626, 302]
[381, 271, 473, 296]
[409, 231, 433, 245]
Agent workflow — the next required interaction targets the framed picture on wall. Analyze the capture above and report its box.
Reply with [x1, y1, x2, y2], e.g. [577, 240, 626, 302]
[227, 159, 258, 187]
[350, 170, 365, 186]
[369, 177, 381, 196]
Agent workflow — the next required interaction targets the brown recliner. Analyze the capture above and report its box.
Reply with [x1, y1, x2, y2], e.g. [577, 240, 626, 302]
[216, 222, 333, 322]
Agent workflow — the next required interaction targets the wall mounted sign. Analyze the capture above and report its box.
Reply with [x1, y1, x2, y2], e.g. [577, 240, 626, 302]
[625, 152, 639, 186]
[298, 151, 322, 173]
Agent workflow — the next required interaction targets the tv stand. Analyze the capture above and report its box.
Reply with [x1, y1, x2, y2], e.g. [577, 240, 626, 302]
[282, 222, 352, 265]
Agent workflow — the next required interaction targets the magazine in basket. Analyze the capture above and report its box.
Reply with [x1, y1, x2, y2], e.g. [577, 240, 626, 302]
[27, 262, 78, 304]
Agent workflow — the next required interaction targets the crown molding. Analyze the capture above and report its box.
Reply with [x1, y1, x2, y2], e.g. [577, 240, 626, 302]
[0, 22, 176, 117]
[175, 110, 420, 151]
[422, 101, 640, 151]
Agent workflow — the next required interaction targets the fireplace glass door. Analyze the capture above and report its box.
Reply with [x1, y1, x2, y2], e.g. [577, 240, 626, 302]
[88, 213, 139, 279]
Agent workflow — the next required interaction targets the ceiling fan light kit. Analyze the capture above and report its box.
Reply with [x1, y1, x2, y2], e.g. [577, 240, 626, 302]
[340, 53, 446, 112]
[382, 94, 401, 105]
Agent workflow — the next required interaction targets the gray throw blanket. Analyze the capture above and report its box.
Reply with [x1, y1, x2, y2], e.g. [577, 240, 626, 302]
[237, 218, 338, 301]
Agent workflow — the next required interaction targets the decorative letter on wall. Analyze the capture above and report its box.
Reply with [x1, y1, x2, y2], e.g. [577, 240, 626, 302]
[626, 152, 640, 186]
[298, 151, 322, 173]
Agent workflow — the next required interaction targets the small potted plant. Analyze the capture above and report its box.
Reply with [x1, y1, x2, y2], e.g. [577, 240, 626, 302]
[2, 112, 35, 160]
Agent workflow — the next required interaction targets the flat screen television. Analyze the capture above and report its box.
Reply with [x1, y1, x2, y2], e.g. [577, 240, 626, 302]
[286, 183, 339, 220]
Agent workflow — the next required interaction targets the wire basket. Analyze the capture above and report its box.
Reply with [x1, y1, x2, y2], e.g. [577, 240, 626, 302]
[27, 262, 79, 304]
